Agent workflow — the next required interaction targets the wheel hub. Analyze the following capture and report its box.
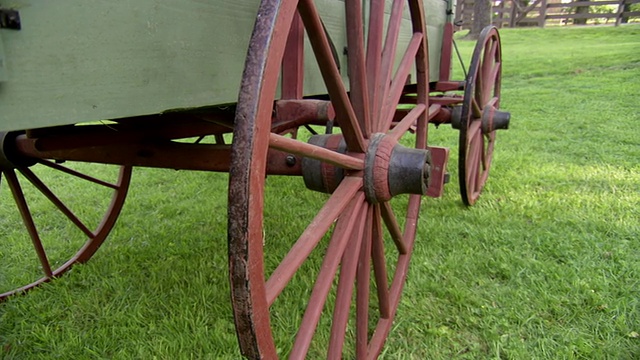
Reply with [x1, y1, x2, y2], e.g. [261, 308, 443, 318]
[302, 133, 431, 203]
[481, 106, 511, 133]
[302, 134, 348, 194]
[450, 105, 510, 133]
[363, 133, 431, 203]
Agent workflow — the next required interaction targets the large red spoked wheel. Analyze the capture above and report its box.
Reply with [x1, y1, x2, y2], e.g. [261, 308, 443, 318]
[229, 0, 430, 358]
[0, 132, 131, 301]
[458, 26, 502, 206]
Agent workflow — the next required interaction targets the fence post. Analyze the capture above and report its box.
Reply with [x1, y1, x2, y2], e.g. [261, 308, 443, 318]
[510, 0, 518, 27]
[454, 0, 465, 30]
[539, 0, 548, 27]
[615, 0, 625, 26]
[496, 0, 505, 28]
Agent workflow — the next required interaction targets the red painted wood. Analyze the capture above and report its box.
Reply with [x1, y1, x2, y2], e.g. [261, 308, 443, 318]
[0, 162, 131, 302]
[229, 1, 431, 357]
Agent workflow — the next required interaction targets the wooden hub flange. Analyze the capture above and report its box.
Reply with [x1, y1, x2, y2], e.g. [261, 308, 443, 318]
[363, 133, 431, 203]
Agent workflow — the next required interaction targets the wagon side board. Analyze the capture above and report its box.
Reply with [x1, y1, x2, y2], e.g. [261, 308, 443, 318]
[0, 0, 447, 132]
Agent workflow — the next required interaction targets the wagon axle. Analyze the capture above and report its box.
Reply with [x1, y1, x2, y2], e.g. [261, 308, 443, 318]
[0, 132, 36, 170]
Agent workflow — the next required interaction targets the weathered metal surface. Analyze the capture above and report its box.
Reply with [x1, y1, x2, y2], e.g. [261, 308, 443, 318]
[0, 8, 20, 30]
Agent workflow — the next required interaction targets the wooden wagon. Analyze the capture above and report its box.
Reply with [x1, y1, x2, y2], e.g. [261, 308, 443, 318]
[0, 0, 509, 358]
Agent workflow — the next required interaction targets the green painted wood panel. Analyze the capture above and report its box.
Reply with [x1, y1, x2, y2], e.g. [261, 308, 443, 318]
[0, 32, 7, 82]
[0, 0, 449, 132]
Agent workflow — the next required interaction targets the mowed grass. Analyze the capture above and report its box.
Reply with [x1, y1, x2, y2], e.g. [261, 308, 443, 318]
[1, 25, 639, 359]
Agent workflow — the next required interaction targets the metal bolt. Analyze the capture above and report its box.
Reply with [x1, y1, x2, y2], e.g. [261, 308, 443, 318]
[285, 155, 296, 167]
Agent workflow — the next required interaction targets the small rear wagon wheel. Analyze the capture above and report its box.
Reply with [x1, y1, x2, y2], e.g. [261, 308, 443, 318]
[458, 26, 502, 206]
[229, 0, 429, 358]
[0, 132, 131, 300]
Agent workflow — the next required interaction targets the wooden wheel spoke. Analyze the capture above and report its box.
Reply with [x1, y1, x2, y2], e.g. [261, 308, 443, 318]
[380, 201, 408, 255]
[481, 64, 495, 105]
[375, 0, 406, 132]
[380, 0, 407, 90]
[18, 168, 94, 238]
[484, 133, 495, 165]
[290, 193, 367, 358]
[479, 138, 494, 188]
[485, 61, 501, 100]
[269, 133, 364, 170]
[371, 205, 390, 319]
[485, 96, 499, 110]
[381, 32, 424, 131]
[474, 134, 484, 189]
[483, 38, 498, 71]
[480, 134, 489, 172]
[481, 38, 500, 104]
[387, 103, 426, 141]
[327, 203, 370, 359]
[265, 177, 363, 305]
[471, 96, 483, 118]
[345, 0, 371, 136]
[473, 138, 483, 190]
[466, 123, 482, 192]
[38, 160, 119, 189]
[3, 169, 53, 278]
[298, 0, 366, 153]
[355, 205, 375, 358]
[366, 0, 385, 123]
[1, 164, 130, 301]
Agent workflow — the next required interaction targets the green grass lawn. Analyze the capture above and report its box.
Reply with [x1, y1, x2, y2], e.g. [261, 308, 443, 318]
[1, 25, 639, 359]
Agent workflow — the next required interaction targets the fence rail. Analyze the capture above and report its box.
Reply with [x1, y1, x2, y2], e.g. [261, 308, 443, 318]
[456, 0, 640, 29]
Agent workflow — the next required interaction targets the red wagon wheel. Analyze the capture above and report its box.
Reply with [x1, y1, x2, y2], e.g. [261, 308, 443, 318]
[0, 132, 131, 301]
[458, 26, 503, 206]
[229, 0, 430, 358]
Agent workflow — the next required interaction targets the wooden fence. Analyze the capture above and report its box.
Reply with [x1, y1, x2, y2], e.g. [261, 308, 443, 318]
[456, 0, 640, 28]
